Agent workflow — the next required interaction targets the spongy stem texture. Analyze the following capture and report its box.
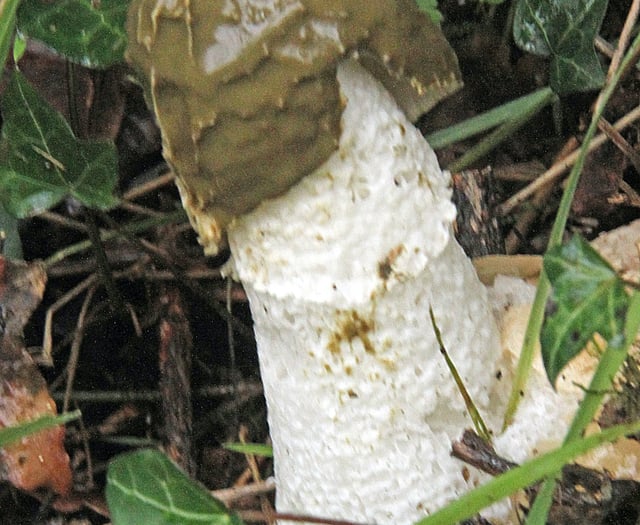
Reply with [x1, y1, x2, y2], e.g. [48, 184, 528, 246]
[227, 60, 501, 524]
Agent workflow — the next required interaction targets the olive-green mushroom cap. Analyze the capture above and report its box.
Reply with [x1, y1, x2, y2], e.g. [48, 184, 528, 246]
[126, 0, 461, 254]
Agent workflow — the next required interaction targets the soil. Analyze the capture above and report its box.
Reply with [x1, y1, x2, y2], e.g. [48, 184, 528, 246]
[2, 1, 640, 524]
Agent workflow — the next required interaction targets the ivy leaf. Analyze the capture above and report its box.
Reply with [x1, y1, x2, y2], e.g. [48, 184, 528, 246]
[17, 0, 128, 68]
[513, 0, 607, 94]
[106, 449, 244, 525]
[541, 235, 630, 385]
[0, 71, 119, 217]
[106, 449, 245, 525]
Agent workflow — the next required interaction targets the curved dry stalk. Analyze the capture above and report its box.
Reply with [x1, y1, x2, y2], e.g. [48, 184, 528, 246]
[497, 104, 640, 216]
[42, 274, 98, 364]
[62, 284, 96, 412]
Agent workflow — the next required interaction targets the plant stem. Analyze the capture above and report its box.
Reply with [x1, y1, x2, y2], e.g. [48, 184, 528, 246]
[84, 209, 125, 311]
[43, 209, 187, 268]
[50, 382, 263, 403]
[503, 26, 640, 433]
[501, 274, 549, 431]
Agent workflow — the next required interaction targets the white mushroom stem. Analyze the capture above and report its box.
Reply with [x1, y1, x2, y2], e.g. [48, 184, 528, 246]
[227, 60, 503, 523]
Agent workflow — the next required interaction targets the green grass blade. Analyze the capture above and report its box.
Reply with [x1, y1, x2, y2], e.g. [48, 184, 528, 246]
[0, 0, 20, 71]
[0, 410, 81, 447]
[223, 442, 273, 457]
[425, 87, 556, 150]
[414, 419, 640, 525]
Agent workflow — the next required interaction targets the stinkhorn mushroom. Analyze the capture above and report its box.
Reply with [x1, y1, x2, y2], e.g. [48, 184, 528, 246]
[125, 2, 581, 523]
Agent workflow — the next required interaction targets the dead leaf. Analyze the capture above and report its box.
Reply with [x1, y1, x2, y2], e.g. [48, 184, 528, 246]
[0, 256, 72, 496]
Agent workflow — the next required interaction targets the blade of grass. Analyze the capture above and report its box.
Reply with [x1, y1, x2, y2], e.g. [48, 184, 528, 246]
[0, 410, 81, 447]
[446, 88, 557, 172]
[413, 419, 640, 525]
[223, 442, 274, 457]
[425, 86, 556, 150]
[429, 305, 491, 441]
[0, 0, 20, 72]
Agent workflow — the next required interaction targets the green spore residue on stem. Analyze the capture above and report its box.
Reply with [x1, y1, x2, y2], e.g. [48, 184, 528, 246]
[126, 0, 461, 254]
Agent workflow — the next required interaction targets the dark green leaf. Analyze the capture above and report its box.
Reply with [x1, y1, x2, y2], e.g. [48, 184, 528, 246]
[17, 0, 128, 68]
[106, 449, 245, 525]
[513, 0, 607, 94]
[0, 71, 119, 217]
[541, 235, 629, 385]
[0, 410, 80, 447]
